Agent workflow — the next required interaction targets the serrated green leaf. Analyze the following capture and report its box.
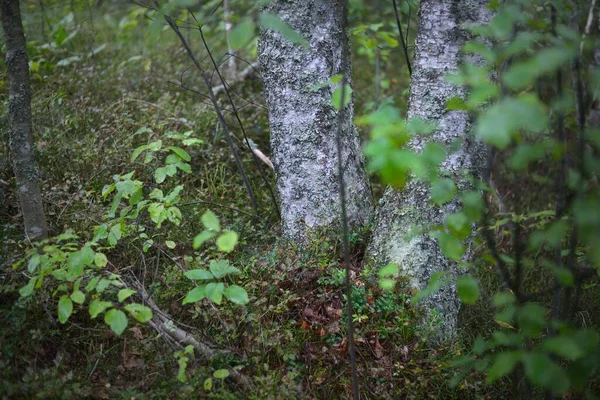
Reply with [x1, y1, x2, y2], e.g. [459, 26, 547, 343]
[523, 352, 570, 395]
[185, 269, 214, 280]
[182, 285, 207, 304]
[209, 260, 239, 279]
[193, 230, 217, 249]
[89, 299, 112, 318]
[217, 231, 238, 253]
[445, 212, 470, 240]
[224, 285, 249, 305]
[201, 210, 220, 232]
[205, 282, 224, 305]
[105, 309, 128, 335]
[431, 178, 456, 205]
[124, 303, 153, 323]
[475, 95, 548, 149]
[94, 253, 108, 268]
[432, 231, 466, 261]
[486, 351, 522, 383]
[70, 290, 86, 304]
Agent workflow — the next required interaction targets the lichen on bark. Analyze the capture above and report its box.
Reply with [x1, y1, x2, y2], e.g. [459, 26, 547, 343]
[1, 0, 48, 240]
[368, 0, 492, 342]
[258, 0, 373, 241]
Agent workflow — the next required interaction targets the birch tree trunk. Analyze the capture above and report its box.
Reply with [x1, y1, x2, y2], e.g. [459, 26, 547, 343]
[368, 0, 491, 341]
[258, 0, 373, 240]
[1, 0, 48, 240]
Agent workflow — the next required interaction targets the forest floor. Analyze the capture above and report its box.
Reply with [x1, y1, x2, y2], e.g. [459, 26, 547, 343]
[1, 4, 597, 399]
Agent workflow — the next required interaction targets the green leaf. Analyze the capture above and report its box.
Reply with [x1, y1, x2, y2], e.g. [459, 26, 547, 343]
[165, 240, 176, 249]
[182, 285, 207, 304]
[52, 269, 67, 281]
[209, 260, 239, 279]
[461, 191, 485, 222]
[28, 254, 41, 273]
[94, 253, 108, 268]
[332, 84, 353, 110]
[517, 303, 546, 338]
[493, 291, 516, 307]
[378, 263, 399, 277]
[105, 309, 128, 335]
[213, 369, 230, 379]
[96, 278, 112, 293]
[379, 278, 395, 290]
[201, 210, 220, 232]
[411, 271, 448, 304]
[124, 303, 153, 323]
[185, 269, 214, 280]
[230, 18, 255, 48]
[148, 203, 166, 226]
[118, 288, 137, 302]
[67, 246, 95, 281]
[475, 95, 548, 149]
[89, 299, 113, 318]
[58, 295, 73, 323]
[131, 144, 148, 162]
[259, 13, 308, 47]
[542, 335, 585, 360]
[217, 231, 239, 253]
[432, 231, 465, 261]
[445, 212, 470, 240]
[19, 277, 37, 297]
[108, 223, 122, 246]
[193, 230, 217, 249]
[86, 276, 100, 292]
[203, 377, 213, 391]
[70, 290, 86, 304]
[523, 353, 570, 395]
[487, 351, 522, 383]
[205, 282, 224, 305]
[167, 146, 191, 161]
[504, 47, 576, 91]
[431, 178, 456, 205]
[224, 285, 249, 305]
[457, 275, 480, 304]
[154, 167, 167, 184]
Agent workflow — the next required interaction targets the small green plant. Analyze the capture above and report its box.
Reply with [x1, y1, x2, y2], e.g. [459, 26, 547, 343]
[182, 210, 248, 306]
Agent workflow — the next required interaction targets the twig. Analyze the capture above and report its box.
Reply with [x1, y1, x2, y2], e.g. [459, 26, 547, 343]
[392, 0, 412, 77]
[154, 0, 259, 212]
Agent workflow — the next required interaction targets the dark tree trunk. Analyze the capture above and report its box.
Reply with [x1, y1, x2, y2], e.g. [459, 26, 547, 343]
[0, 0, 48, 240]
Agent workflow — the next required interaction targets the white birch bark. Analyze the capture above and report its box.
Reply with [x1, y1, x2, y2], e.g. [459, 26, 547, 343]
[258, 0, 373, 240]
[368, 0, 492, 341]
